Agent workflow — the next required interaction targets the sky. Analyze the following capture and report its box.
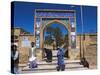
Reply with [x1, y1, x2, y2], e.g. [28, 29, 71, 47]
[44, 23, 68, 38]
[12, 1, 97, 34]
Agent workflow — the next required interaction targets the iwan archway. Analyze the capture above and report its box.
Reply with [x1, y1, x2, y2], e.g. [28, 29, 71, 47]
[34, 9, 79, 59]
[43, 19, 70, 49]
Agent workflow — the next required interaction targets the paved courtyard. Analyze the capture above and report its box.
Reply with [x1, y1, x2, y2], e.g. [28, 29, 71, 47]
[18, 56, 88, 74]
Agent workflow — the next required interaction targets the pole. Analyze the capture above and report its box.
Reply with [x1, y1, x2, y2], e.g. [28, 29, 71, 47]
[80, 5, 84, 58]
[80, 34, 82, 59]
[83, 34, 85, 57]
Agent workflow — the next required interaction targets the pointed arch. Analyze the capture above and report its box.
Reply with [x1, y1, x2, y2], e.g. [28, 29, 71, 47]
[42, 19, 71, 32]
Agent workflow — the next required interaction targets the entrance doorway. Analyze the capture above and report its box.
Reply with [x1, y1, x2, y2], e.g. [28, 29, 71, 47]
[43, 21, 69, 58]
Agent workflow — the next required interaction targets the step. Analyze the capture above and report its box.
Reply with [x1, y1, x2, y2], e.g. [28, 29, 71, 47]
[20, 67, 88, 74]
[43, 57, 67, 61]
[19, 59, 88, 74]
[19, 60, 81, 67]
[52, 50, 58, 56]
[37, 60, 80, 65]
[22, 64, 84, 71]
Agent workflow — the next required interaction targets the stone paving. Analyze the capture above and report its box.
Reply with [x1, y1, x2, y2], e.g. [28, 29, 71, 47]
[18, 57, 88, 74]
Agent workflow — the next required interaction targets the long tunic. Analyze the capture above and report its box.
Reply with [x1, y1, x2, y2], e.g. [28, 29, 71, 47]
[57, 48, 65, 65]
[11, 50, 19, 73]
[29, 46, 36, 61]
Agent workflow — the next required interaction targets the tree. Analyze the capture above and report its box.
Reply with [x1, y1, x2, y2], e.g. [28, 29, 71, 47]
[53, 27, 63, 47]
[44, 26, 54, 45]
[44, 36, 53, 45]
[63, 34, 69, 48]
[44, 25, 64, 48]
[46, 26, 54, 36]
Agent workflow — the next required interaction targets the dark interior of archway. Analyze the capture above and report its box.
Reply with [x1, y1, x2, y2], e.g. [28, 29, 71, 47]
[43, 22, 69, 58]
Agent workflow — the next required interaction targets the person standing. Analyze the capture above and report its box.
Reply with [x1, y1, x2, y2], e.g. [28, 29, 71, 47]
[28, 42, 37, 68]
[44, 48, 52, 62]
[56, 47, 65, 71]
[11, 44, 19, 74]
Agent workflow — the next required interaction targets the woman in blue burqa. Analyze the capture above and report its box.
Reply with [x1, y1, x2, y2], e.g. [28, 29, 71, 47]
[57, 44, 65, 71]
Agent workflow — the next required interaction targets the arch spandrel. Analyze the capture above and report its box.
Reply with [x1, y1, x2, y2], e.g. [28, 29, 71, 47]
[42, 19, 71, 32]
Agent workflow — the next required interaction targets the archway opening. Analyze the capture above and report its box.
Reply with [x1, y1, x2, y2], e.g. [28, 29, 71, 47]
[43, 21, 69, 58]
